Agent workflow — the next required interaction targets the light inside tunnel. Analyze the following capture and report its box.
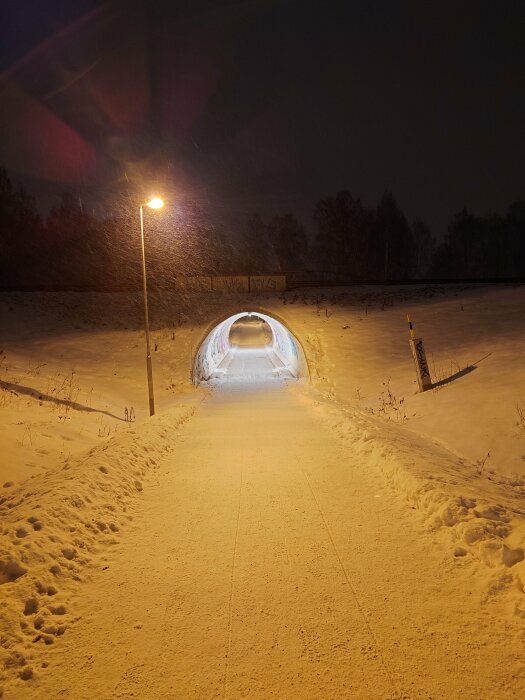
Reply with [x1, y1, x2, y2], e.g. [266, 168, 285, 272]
[193, 311, 306, 384]
[229, 316, 272, 347]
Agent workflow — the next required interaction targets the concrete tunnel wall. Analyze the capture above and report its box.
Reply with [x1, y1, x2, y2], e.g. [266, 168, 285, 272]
[192, 311, 309, 384]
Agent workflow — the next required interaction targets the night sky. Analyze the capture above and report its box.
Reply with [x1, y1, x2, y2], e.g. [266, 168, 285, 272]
[1, 0, 523, 237]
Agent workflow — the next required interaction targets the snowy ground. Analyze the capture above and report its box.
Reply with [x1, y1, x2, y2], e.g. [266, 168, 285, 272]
[1, 285, 525, 698]
[212, 347, 294, 382]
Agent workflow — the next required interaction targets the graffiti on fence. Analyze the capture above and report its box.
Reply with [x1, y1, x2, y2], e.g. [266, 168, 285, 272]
[173, 275, 286, 293]
[212, 276, 250, 293]
[174, 277, 212, 292]
[250, 276, 286, 293]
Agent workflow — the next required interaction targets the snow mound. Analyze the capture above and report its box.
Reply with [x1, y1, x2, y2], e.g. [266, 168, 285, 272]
[306, 392, 525, 618]
[0, 402, 196, 693]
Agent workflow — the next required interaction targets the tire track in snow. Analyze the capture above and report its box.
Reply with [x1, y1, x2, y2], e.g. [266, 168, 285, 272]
[302, 469, 400, 699]
[223, 466, 243, 699]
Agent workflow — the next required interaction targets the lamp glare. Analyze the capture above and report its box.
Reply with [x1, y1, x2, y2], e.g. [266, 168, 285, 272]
[147, 197, 164, 210]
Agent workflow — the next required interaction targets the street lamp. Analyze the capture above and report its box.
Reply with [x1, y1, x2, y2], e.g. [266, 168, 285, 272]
[139, 196, 164, 416]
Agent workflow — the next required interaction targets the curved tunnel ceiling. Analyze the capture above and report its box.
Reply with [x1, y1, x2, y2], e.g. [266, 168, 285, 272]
[193, 311, 307, 384]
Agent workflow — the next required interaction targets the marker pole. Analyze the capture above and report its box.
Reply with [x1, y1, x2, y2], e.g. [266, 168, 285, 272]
[407, 314, 432, 392]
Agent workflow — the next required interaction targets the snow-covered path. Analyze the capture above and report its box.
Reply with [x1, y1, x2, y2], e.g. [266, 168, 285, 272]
[214, 346, 294, 381]
[22, 382, 522, 699]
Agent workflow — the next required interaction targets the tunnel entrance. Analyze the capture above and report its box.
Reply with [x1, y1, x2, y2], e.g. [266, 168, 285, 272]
[229, 316, 273, 347]
[193, 311, 307, 386]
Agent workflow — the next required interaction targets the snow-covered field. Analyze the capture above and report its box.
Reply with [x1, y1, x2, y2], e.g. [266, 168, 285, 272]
[1, 285, 525, 698]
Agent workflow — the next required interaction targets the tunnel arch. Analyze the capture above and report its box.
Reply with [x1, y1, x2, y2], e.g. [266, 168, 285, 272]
[192, 309, 310, 384]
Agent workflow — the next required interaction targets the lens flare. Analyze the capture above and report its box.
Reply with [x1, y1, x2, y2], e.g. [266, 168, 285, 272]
[147, 197, 164, 209]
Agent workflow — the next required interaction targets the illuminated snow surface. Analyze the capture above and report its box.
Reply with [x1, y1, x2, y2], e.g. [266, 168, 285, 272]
[212, 346, 295, 382]
[1, 285, 525, 698]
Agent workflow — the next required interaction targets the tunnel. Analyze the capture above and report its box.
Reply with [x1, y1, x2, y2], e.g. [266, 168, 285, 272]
[192, 311, 308, 385]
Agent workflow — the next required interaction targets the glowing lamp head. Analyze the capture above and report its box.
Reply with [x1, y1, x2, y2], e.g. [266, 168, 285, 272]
[146, 196, 164, 210]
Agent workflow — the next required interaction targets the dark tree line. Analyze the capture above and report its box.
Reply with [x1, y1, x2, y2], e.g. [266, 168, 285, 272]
[428, 203, 525, 278]
[311, 191, 434, 280]
[0, 170, 241, 289]
[239, 212, 309, 274]
[1, 166, 524, 288]
[236, 191, 434, 280]
[0, 168, 43, 286]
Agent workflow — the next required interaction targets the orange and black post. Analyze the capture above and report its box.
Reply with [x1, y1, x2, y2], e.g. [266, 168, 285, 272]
[407, 313, 415, 340]
[406, 313, 432, 392]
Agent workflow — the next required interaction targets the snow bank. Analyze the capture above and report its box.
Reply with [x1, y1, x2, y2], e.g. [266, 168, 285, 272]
[1, 285, 525, 693]
[0, 291, 203, 487]
[303, 391, 525, 619]
[0, 402, 196, 693]
[299, 284, 525, 479]
[2, 284, 524, 484]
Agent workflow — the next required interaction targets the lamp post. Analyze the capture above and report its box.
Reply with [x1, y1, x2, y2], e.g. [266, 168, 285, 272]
[139, 196, 164, 416]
